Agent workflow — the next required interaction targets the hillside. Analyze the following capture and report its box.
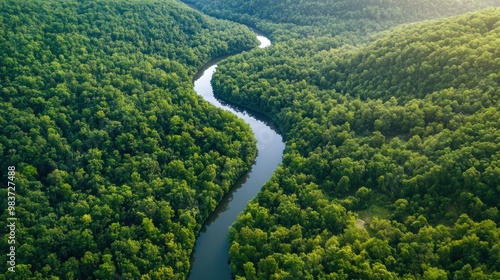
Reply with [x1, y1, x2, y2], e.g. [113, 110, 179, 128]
[207, 6, 500, 280]
[184, 0, 500, 41]
[0, 0, 258, 279]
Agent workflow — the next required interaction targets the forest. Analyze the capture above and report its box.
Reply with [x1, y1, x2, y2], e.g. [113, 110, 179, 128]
[2, 0, 500, 279]
[185, 0, 500, 279]
[184, 0, 500, 42]
[0, 0, 259, 279]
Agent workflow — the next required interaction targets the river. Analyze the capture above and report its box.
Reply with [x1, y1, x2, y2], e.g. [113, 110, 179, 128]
[188, 32, 284, 279]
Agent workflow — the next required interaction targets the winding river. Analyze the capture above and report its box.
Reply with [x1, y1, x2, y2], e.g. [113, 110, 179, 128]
[188, 33, 284, 279]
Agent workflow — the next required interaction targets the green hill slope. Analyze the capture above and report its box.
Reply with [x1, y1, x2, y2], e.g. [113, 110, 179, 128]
[185, 0, 500, 40]
[210, 8, 500, 279]
[0, 0, 258, 279]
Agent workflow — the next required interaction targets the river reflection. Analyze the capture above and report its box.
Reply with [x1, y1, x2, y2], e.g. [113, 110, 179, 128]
[188, 31, 284, 280]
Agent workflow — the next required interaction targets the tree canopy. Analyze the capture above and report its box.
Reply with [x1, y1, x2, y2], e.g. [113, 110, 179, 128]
[0, 0, 259, 279]
[184, 1, 500, 278]
[184, 0, 500, 41]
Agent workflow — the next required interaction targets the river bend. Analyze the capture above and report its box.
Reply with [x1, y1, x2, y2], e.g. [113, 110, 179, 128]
[188, 33, 284, 279]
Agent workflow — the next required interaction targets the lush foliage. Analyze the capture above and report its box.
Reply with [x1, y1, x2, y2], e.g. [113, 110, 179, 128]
[184, 0, 500, 41]
[0, 0, 259, 279]
[196, 3, 500, 279]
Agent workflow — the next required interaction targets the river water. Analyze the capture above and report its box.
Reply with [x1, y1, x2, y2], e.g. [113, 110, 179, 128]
[188, 33, 284, 279]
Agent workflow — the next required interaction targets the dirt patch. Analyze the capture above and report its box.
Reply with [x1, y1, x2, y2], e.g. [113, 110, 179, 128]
[356, 218, 366, 229]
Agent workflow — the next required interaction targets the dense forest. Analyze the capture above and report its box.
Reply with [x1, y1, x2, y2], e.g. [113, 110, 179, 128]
[184, 0, 500, 41]
[0, 0, 260, 279]
[185, 0, 500, 279]
[2, 0, 500, 279]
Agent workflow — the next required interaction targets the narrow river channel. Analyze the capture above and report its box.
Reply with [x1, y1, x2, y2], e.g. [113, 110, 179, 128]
[188, 33, 285, 279]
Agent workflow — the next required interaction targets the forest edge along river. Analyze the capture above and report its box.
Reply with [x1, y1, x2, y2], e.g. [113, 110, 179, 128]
[187, 29, 285, 279]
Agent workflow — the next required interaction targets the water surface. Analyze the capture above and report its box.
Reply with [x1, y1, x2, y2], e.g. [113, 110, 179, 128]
[188, 32, 283, 280]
